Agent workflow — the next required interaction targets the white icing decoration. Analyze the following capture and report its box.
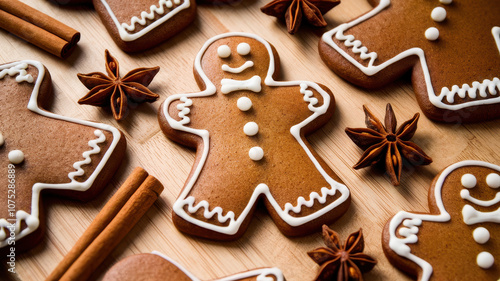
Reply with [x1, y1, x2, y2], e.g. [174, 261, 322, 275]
[431, 7, 447, 22]
[176, 96, 193, 125]
[8, 150, 24, 164]
[220, 76, 262, 94]
[425, 27, 440, 41]
[68, 130, 106, 181]
[221, 61, 254, 73]
[460, 189, 500, 207]
[237, 97, 252, 111]
[249, 146, 264, 161]
[462, 204, 500, 225]
[473, 227, 490, 244]
[243, 122, 259, 136]
[486, 173, 500, 188]
[0, 61, 122, 248]
[0, 63, 33, 83]
[99, 0, 190, 42]
[461, 173, 477, 188]
[441, 77, 500, 104]
[322, 1, 500, 111]
[237, 43, 251, 55]
[0, 132, 4, 146]
[152, 251, 285, 281]
[440, 0, 452, 4]
[218, 45, 231, 58]
[477, 252, 494, 269]
[300, 83, 319, 111]
[162, 32, 349, 235]
[388, 160, 500, 281]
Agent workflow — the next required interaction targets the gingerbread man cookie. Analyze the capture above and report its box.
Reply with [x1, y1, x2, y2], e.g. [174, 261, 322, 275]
[57, 0, 196, 52]
[159, 32, 350, 240]
[319, 0, 500, 123]
[0, 60, 126, 251]
[103, 251, 285, 281]
[383, 160, 500, 280]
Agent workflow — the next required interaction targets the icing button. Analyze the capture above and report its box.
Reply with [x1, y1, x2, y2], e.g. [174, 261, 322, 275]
[237, 43, 251, 56]
[431, 7, 447, 22]
[486, 173, 500, 189]
[477, 252, 494, 269]
[243, 122, 259, 136]
[237, 97, 252, 111]
[8, 150, 24, 164]
[461, 173, 477, 188]
[439, 0, 452, 4]
[473, 227, 490, 244]
[425, 27, 439, 41]
[249, 147, 264, 161]
[0, 132, 4, 146]
[217, 45, 231, 58]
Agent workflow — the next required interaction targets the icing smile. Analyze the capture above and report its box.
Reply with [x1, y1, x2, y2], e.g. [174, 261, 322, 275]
[222, 61, 254, 73]
[460, 189, 500, 207]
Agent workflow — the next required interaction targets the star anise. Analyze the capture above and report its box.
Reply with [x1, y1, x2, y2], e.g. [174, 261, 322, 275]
[345, 104, 432, 186]
[261, 0, 340, 34]
[77, 50, 160, 120]
[308, 225, 376, 281]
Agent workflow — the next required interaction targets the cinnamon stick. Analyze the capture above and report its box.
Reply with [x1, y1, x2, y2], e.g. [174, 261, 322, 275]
[46, 168, 164, 281]
[0, 0, 80, 58]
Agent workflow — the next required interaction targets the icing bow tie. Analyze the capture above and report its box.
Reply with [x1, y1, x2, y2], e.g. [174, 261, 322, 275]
[220, 75, 262, 94]
[462, 204, 500, 225]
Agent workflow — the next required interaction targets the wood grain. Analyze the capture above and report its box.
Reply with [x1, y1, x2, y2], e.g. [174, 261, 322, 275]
[1, 0, 499, 280]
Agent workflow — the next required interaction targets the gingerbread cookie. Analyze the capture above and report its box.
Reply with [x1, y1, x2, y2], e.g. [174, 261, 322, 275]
[93, 0, 196, 52]
[382, 160, 500, 280]
[103, 251, 285, 281]
[159, 32, 350, 240]
[0, 60, 126, 251]
[319, 0, 500, 123]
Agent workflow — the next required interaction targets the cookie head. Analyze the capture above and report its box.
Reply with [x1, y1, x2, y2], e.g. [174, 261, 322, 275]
[197, 36, 273, 87]
[384, 161, 500, 280]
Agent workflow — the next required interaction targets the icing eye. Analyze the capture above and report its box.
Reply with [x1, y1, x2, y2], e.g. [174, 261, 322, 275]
[486, 173, 500, 189]
[237, 43, 251, 56]
[217, 45, 231, 58]
[461, 173, 477, 189]
[8, 150, 24, 164]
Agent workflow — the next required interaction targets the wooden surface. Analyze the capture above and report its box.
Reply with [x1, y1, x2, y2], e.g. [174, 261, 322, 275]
[1, 0, 499, 280]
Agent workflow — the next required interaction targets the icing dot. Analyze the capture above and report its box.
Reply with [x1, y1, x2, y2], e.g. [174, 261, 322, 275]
[237, 97, 252, 111]
[431, 7, 447, 22]
[439, 0, 452, 4]
[477, 252, 494, 269]
[461, 174, 477, 188]
[486, 173, 500, 188]
[0, 132, 4, 146]
[237, 43, 251, 56]
[425, 27, 439, 41]
[8, 150, 24, 164]
[217, 45, 231, 58]
[243, 122, 259, 136]
[249, 147, 264, 161]
[473, 227, 490, 244]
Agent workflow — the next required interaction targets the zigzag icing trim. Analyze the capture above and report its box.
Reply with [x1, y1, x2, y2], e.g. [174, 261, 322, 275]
[441, 77, 500, 103]
[0, 63, 34, 83]
[68, 130, 106, 182]
[0, 211, 39, 242]
[176, 96, 193, 125]
[300, 83, 319, 111]
[335, 28, 378, 67]
[181, 196, 236, 224]
[122, 0, 182, 32]
[284, 186, 338, 214]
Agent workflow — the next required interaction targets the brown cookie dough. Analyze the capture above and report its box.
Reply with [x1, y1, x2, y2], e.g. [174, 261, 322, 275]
[158, 32, 350, 240]
[0, 60, 126, 251]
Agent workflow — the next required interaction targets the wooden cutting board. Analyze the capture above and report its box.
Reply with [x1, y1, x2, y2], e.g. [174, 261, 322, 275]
[1, 0, 499, 280]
